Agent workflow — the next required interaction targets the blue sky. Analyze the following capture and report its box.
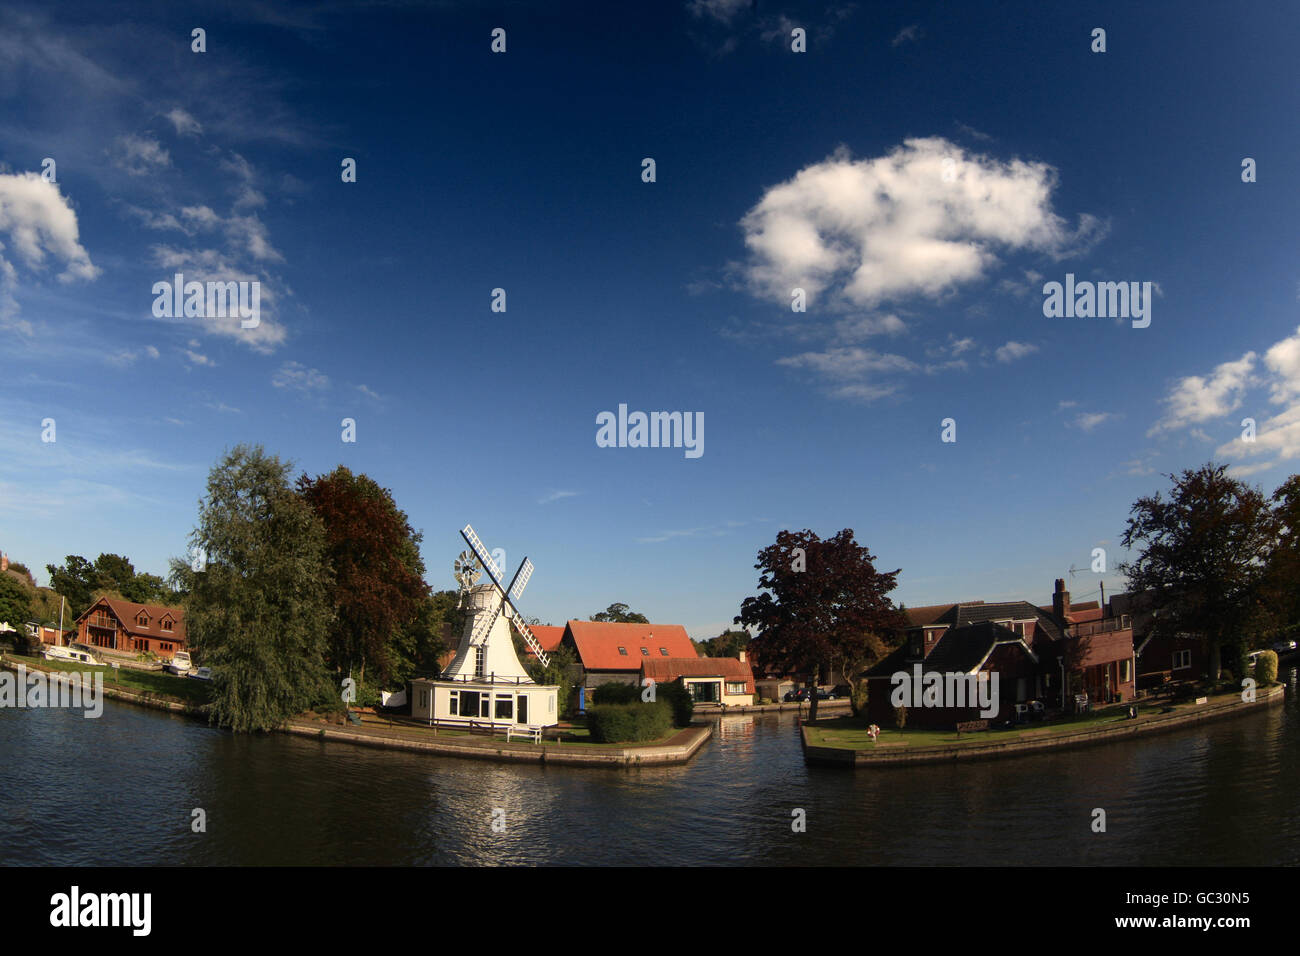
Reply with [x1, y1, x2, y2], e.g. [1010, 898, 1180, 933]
[1, 0, 1298, 638]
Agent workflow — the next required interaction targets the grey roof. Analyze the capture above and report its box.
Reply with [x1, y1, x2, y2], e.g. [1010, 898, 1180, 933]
[867, 620, 1038, 676]
[917, 600, 1064, 642]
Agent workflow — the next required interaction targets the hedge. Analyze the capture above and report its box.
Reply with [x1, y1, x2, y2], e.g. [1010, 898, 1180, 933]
[1255, 650, 1279, 685]
[587, 700, 673, 743]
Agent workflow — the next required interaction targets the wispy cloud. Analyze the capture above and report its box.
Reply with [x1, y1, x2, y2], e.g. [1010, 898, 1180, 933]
[272, 361, 329, 392]
[538, 489, 579, 505]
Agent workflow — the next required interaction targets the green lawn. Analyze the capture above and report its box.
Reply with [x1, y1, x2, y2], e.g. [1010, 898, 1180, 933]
[805, 691, 1247, 751]
[4, 654, 211, 707]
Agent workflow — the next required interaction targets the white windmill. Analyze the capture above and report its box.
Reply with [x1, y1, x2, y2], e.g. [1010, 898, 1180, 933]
[409, 524, 560, 731]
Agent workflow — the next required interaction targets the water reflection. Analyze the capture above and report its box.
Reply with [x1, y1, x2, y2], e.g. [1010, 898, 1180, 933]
[1, 673, 1297, 866]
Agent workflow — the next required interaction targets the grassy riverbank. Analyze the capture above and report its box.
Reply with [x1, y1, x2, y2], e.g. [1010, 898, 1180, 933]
[2, 653, 211, 707]
[804, 683, 1284, 762]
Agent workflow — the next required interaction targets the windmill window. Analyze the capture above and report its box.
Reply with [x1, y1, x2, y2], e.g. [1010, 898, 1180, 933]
[618, 646, 628, 656]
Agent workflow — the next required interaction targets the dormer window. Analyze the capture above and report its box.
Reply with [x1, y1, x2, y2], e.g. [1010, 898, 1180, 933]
[660, 647, 669, 656]
[618, 646, 628, 656]
[161, 618, 174, 632]
[640, 647, 650, 656]
[136, 612, 149, 627]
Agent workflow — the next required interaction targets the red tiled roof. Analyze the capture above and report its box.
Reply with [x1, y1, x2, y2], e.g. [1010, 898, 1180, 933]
[642, 656, 755, 694]
[79, 597, 186, 643]
[524, 625, 565, 657]
[564, 620, 697, 671]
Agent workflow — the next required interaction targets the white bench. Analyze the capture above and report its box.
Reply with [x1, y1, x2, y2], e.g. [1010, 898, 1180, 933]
[505, 725, 542, 743]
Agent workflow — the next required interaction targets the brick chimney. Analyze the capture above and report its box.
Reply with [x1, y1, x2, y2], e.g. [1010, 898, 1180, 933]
[738, 649, 747, 663]
[1052, 578, 1070, 624]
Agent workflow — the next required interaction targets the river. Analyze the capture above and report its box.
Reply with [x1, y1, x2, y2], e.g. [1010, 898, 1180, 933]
[2, 668, 1297, 866]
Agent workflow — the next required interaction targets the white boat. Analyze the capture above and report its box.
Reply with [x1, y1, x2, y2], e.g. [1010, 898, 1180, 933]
[42, 645, 105, 666]
[164, 651, 194, 676]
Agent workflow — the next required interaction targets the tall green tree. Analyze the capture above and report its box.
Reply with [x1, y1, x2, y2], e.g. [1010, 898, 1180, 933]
[1119, 463, 1275, 682]
[1263, 475, 1300, 633]
[297, 466, 430, 687]
[699, 628, 752, 658]
[590, 602, 649, 624]
[0, 574, 33, 630]
[46, 555, 96, 615]
[172, 445, 335, 732]
[736, 529, 908, 719]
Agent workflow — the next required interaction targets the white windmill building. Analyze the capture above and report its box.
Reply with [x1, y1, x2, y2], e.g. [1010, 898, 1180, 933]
[409, 525, 560, 732]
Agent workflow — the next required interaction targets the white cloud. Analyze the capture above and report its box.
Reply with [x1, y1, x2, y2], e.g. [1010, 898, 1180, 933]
[1074, 411, 1113, 431]
[777, 346, 916, 379]
[740, 138, 1102, 309]
[164, 108, 203, 137]
[355, 384, 382, 400]
[0, 173, 99, 333]
[272, 361, 328, 392]
[110, 134, 171, 175]
[1149, 353, 1256, 434]
[834, 313, 907, 340]
[687, 0, 750, 24]
[1263, 326, 1300, 403]
[995, 340, 1038, 363]
[891, 24, 921, 46]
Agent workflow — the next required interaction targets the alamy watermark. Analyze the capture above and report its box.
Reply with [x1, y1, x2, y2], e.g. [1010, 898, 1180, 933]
[1042, 273, 1152, 329]
[596, 404, 703, 459]
[889, 664, 1000, 719]
[152, 272, 260, 328]
[0, 664, 103, 718]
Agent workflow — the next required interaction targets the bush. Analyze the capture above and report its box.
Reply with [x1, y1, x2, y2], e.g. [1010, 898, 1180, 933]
[656, 678, 694, 727]
[1255, 650, 1279, 685]
[592, 681, 641, 705]
[587, 700, 673, 743]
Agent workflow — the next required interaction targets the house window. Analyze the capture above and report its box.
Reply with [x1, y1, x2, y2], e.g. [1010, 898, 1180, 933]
[618, 646, 628, 656]
[660, 648, 669, 656]
[161, 619, 173, 632]
[495, 695, 514, 720]
[926, 632, 934, 643]
[481, 696, 491, 717]
[726, 682, 747, 695]
[1173, 650, 1191, 670]
[136, 613, 149, 627]
[689, 681, 719, 703]
[450, 691, 461, 715]
[640, 647, 650, 656]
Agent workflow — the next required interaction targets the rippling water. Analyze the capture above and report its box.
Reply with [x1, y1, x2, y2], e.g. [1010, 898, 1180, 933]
[3, 669, 1297, 866]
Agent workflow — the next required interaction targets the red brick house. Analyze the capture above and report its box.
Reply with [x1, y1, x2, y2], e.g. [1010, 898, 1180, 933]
[1109, 589, 1210, 688]
[73, 597, 186, 661]
[864, 579, 1136, 729]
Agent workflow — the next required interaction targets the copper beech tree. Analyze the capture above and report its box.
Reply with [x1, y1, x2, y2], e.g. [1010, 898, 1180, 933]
[736, 529, 908, 719]
[297, 466, 431, 688]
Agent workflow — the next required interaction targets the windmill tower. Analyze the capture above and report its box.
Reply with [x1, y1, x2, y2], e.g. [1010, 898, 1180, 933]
[445, 524, 550, 680]
[409, 524, 560, 730]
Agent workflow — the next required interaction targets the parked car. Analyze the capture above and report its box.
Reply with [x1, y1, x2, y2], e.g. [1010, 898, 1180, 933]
[783, 689, 808, 702]
[165, 651, 194, 676]
[190, 666, 212, 681]
[814, 688, 837, 700]
[1270, 639, 1297, 655]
